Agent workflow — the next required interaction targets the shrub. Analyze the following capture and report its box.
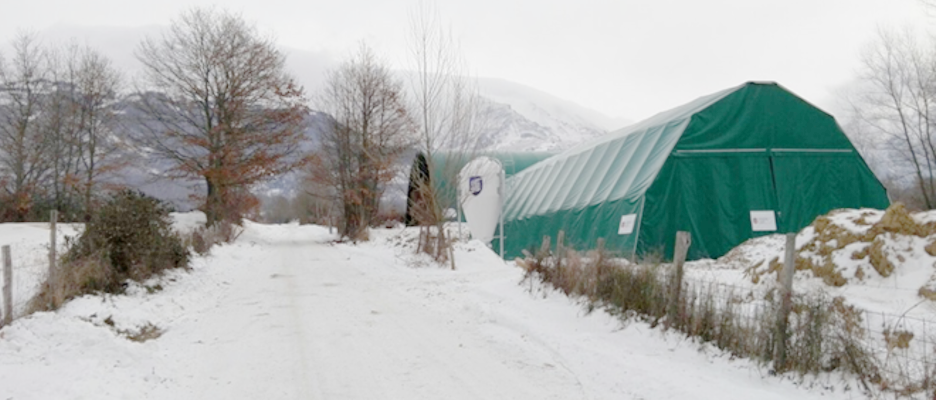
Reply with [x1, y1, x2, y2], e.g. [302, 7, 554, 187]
[186, 221, 243, 256]
[30, 190, 189, 310]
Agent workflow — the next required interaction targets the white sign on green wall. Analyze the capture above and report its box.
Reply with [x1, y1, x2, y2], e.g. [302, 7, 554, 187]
[750, 210, 777, 232]
[618, 214, 637, 235]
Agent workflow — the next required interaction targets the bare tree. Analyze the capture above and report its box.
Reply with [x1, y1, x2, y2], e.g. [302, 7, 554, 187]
[406, 2, 486, 267]
[133, 8, 308, 226]
[311, 43, 413, 240]
[43, 43, 124, 220]
[0, 32, 53, 221]
[851, 27, 935, 209]
[42, 44, 83, 218]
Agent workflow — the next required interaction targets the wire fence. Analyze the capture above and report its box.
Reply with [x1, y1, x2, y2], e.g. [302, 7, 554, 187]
[677, 275, 935, 395]
[1, 244, 52, 323]
[1, 212, 67, 325]
[521, 229, 936, 398]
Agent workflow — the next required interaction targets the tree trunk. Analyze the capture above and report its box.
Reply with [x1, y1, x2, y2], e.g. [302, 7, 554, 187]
[205, 177, 221, 227]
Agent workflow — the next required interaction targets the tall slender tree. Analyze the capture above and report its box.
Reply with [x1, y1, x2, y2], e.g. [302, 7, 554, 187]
[43, 43, 124, 220]
[311, 43, 413, 240]
[406, 2, 485, 266]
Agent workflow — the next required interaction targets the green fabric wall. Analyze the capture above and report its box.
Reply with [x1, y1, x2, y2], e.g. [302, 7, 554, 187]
[499, 82, 889, 261]
[770, 151, 889, 231]
[640, 152, 779, 260]
[501, 197, 643, 260]
[637, 83, 889, 260]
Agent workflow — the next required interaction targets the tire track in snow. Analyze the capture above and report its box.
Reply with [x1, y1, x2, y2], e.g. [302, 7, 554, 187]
[269, 239, 586, 399]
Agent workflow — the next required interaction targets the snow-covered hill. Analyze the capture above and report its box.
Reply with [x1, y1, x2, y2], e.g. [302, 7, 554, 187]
[472, 77, 629, 152]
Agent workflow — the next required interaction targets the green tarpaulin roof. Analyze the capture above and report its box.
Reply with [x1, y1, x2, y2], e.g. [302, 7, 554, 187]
[500, 82, 889, 260]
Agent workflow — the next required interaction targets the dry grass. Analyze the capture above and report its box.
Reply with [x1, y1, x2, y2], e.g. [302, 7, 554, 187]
[123, 323, 163, 343]
[748, 204, 935, 289]
[521, 238, 933, 398]
[186, 222, 244, 256]
[868, 204, 935, 239]
[28, 252, 110, 313]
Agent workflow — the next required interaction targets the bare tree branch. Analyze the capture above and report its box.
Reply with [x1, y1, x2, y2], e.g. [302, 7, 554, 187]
[310, 43, 414, 240]
[131, 7, 309, 225]
[849, 26, 935, 209]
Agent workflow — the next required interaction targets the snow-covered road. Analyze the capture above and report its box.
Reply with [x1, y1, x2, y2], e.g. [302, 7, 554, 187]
[0, 221, 851, 399]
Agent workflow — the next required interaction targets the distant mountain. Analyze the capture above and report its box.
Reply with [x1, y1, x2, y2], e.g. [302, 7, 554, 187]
[23, 24, 630, 151]
[475, 77, 630, 142]
[381, 75, 630, 153]
[116, 79, 627, 206]
[21, 25, 631, 203]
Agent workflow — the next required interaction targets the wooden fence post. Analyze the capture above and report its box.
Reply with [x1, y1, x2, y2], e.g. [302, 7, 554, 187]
[775, 233, 797, 370]
[540, 235, 551, 257]
[669, 231, 691, 324]
[556, 230, 565, 267]
[49, 210, 57, 294]
[2, 245, 11, 326]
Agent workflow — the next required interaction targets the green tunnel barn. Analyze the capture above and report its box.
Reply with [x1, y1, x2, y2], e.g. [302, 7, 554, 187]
[499, 82, 889, 261]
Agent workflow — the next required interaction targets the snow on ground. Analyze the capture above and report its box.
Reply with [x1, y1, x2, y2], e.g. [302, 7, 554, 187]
[171, 211, 207, 235]
[0, 222, 82, 318]
[0, 212, 200, 319]
[0, 216, 857, 399]
[686, 207, 936, 322]
[681, 206, 935, 397]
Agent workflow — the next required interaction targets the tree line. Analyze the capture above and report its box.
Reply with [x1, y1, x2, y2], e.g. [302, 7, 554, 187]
[0, 35, 123, 221]
[0, 4, 931, 255]
[0, 6, 480, 264]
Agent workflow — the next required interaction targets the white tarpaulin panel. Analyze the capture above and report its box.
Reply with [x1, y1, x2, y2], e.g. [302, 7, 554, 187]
[459, 157, 504, 244]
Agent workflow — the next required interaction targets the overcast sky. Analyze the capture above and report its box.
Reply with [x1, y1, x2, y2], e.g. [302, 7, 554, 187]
[0, 0, 931, 122]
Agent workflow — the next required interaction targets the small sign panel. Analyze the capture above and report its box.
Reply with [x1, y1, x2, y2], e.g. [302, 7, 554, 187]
[618, 214, 637, 235]
[469, 176, 483, 196]
[750, 210, 777, 232]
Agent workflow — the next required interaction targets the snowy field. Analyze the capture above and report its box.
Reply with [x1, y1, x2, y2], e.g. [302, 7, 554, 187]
[0, 222, 82, 318]
[0, 213, 889, 399]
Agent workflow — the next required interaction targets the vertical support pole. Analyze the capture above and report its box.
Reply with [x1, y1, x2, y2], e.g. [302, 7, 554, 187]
[556, 230, 565, 268]
[2, 245, 11, 326]
[49, 210, 57, 295]
[631, 196, 646, 263]
[499, 168, 505, 259]
[669, 231, 691, 325]
[457, 191, 463, 239]
[775, 232, 797, 371]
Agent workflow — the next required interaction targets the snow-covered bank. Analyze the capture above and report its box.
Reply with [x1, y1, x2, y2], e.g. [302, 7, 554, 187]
[0, 219, 857, 399]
